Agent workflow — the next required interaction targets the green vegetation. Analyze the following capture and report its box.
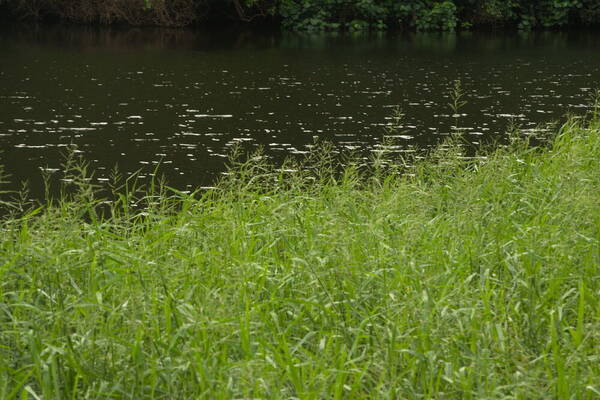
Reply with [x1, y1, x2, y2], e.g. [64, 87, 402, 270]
[2, 0, 600, 29]
[1, 111, 599, 398]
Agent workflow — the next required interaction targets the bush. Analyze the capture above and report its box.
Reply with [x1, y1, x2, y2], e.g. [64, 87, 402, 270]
[415, 1, 457, 31]
[1, 0, 599, 30]
[2, 0, 202, 26]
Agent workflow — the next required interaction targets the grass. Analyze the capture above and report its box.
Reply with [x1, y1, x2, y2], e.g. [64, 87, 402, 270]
[0, 114, 599, 399]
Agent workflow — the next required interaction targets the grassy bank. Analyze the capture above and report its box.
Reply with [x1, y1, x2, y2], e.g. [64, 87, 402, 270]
[0, 116, 599, 399]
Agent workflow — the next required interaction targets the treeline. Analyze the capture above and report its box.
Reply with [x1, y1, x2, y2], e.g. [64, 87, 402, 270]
[2, 0, 600, 30]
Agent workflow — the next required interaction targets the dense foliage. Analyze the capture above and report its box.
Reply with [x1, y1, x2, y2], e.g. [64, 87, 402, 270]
[1, 0, 599, 29]
[0, 111, 599, 398]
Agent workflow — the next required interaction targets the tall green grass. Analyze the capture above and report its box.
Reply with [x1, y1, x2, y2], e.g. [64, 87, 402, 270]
[0, 115, 599, 399]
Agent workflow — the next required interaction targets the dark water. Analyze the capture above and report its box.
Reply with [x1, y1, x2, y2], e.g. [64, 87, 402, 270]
[1, 25, 599, 196]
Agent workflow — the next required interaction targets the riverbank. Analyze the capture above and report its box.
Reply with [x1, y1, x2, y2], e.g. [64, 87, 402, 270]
[2, 0, 600, 30]
[1, 115, 599, 398]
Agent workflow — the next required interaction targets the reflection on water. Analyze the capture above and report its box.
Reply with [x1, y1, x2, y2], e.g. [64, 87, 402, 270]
[1, 25, 599, 196]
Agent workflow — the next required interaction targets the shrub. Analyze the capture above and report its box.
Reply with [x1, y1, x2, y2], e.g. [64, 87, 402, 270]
[1, 0, 599, 30]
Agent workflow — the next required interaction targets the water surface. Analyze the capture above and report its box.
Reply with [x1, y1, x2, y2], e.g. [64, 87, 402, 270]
[1, 26, 599, 195]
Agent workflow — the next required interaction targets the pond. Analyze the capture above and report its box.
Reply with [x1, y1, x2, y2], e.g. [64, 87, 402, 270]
[1, 25, 599, 196]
